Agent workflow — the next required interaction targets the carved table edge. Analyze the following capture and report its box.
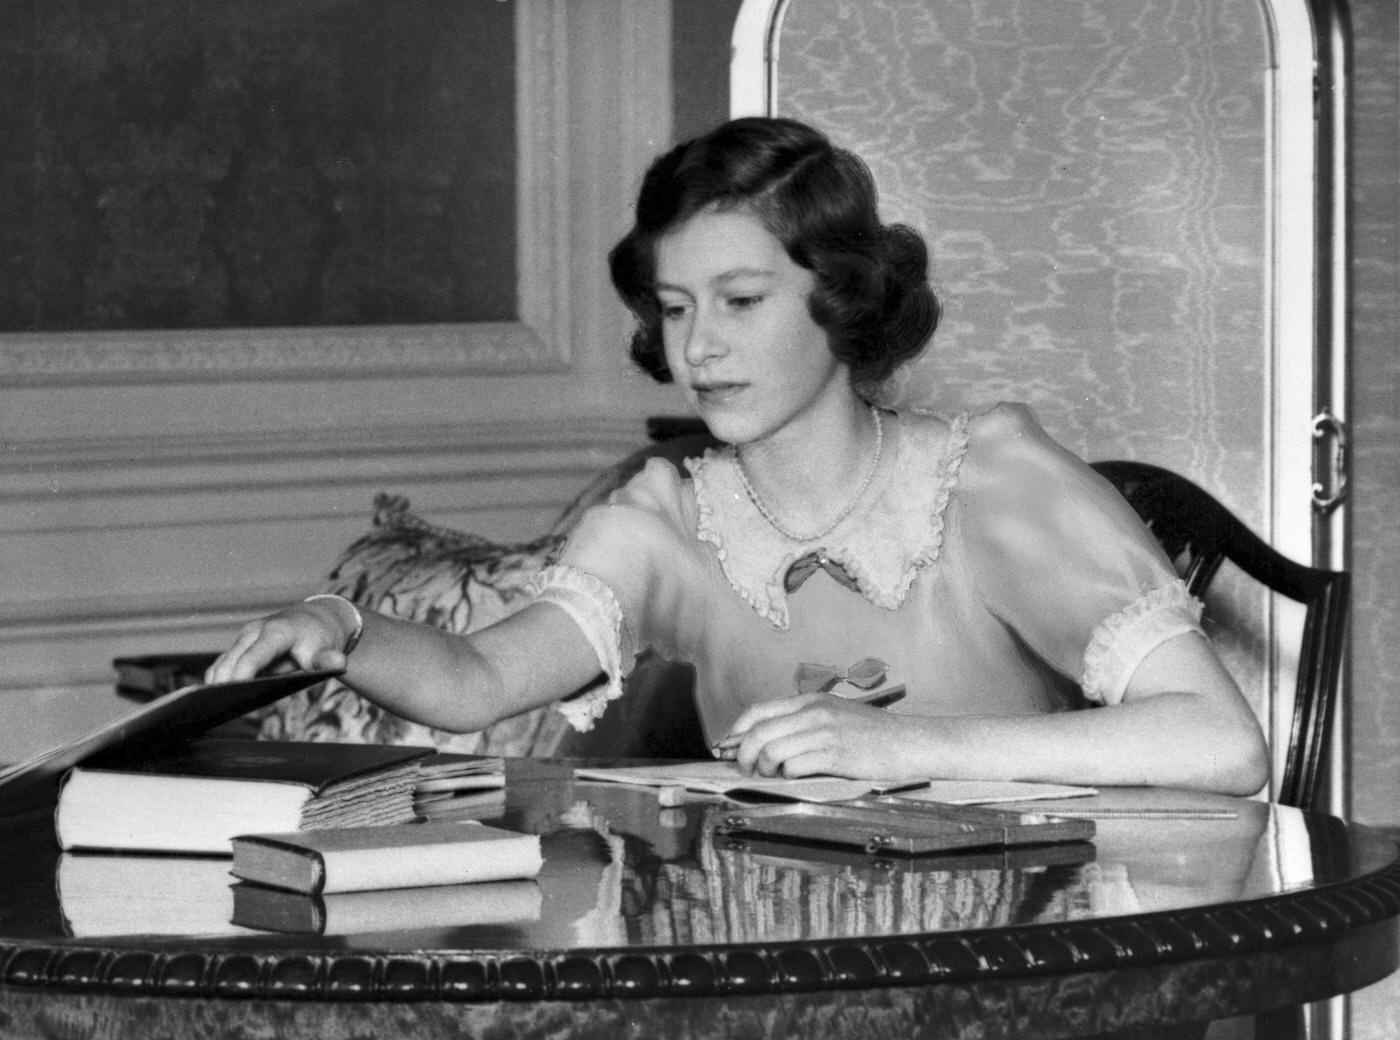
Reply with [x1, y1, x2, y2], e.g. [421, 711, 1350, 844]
[3, 858, 1398, 1002]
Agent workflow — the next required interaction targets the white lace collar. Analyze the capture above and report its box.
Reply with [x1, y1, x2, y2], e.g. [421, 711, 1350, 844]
[686, 411, 971, 628]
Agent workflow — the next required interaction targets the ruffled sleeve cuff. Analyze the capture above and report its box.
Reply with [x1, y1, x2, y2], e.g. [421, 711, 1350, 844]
[1080, 581, 1204, 705]
[528, 564, 635, 731]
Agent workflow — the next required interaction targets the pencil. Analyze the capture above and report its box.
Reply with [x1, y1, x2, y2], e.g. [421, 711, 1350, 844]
[856, 685, 906, 709]
[710, 686, 908, 753]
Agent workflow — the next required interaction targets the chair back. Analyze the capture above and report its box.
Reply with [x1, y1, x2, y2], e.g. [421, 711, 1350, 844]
[1091, 461, 1349, 810]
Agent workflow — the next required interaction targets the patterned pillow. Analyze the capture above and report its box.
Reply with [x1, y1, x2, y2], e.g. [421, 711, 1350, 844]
[253, 493, 588, 757]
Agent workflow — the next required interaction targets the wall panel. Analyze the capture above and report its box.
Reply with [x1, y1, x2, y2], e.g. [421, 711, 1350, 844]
[0, 0, 683, 765]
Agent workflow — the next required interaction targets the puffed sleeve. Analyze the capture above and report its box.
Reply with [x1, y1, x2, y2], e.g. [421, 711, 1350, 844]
[529, 458, 695, 730]
[955, 404, 1203, 705]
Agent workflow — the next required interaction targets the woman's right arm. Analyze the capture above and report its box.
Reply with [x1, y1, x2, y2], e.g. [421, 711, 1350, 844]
[207, 458, 688, 733]
[204, 596, 608, 734]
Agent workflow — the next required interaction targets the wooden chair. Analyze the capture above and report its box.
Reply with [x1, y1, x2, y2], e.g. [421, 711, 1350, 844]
[1090, 460, 1350, 811]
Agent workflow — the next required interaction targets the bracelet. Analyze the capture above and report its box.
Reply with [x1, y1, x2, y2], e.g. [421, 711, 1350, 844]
[303, 593, 364, 656]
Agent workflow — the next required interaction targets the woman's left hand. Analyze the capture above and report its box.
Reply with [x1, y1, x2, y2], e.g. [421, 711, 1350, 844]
[716, 693, 909, 780]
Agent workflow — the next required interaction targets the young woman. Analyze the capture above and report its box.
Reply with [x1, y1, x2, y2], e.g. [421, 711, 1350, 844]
[208, 118, 1269, 796]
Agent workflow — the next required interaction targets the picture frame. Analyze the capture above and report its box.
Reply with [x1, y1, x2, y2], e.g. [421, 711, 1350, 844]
[0, 0, 571, 385]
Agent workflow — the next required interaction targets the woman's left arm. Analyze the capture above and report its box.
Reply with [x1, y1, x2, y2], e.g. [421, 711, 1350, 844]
[725, 630, 1269, 794]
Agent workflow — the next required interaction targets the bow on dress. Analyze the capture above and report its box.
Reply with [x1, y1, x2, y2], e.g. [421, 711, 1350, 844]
[784, 552, 860, 594]
[794, 657, 889, 695]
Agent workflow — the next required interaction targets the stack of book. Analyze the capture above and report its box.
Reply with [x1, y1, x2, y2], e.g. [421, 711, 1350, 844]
[0, 667, 541, 938]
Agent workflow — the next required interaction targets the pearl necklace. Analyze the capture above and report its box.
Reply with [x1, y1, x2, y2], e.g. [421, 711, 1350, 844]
[735, 408, 885, 543]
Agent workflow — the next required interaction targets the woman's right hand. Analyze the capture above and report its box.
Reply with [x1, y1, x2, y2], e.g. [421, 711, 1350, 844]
[204, 597, 358, 685]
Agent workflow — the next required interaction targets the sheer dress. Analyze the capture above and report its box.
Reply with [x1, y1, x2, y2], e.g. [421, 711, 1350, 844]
[531, 403, 1202, 744]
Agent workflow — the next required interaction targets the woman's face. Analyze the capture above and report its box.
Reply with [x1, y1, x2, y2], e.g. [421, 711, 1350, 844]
[654, 207, 851, 447]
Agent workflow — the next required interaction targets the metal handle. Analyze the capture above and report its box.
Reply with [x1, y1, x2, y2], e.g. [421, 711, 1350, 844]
[1311, 409, 1349, 514]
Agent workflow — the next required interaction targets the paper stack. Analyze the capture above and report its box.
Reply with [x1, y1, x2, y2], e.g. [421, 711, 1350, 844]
[412, 754, 506, 821]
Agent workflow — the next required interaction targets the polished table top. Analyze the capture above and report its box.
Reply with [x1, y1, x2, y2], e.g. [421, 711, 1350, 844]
[1, 759, 1397, 1039]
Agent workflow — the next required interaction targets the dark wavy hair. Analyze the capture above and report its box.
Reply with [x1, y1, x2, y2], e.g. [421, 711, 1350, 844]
[608, 117, 940, 386]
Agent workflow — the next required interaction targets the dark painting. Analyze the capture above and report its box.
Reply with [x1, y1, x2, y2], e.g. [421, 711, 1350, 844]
[0, 0, 516, 332]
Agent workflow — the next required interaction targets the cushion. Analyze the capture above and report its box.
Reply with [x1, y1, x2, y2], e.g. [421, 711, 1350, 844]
[253, 493, 584, 757]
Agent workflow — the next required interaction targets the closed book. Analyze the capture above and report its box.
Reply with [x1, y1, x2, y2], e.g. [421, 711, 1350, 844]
[55, 739, 431, 855]
[58, 852, 254, 938]
[230, 878, 543, 935]
[229, 820, 543, 894]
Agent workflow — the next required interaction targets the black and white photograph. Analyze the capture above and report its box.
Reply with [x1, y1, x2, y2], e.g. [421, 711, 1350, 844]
[0, 2, 1396, 1037]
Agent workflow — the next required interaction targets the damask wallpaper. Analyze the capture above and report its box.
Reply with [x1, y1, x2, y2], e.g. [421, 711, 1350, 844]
[769, 0, 1284, 756]
[774, 0, 1271, 515]
[1340, 18, 1400, 1040]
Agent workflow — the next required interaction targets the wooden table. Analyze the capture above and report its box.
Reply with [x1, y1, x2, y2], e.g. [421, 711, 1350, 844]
[0, 760, 1396, 1039]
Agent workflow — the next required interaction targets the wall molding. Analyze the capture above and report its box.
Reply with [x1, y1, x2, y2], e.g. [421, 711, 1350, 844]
[0, 413, 654, 695]
[0, 413, 650, 630]
[4, 588, 276, 639]
[0, 415, 648, 504]
[0, 324, 569, 387]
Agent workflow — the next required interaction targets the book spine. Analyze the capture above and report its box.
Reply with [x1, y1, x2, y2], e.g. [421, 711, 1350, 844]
[230, 838, 329, 894]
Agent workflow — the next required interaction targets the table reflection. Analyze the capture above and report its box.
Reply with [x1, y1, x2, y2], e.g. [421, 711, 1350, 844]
[511, 780, 1280, 949]
[0, 761, 1383, 957]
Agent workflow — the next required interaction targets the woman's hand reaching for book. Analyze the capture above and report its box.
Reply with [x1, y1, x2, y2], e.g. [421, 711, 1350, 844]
[715, 693, 914, 782]
[205, 597, 358, 684]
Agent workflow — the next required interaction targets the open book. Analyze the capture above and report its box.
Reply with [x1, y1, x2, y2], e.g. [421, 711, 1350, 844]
[574, 761, 915, 803]
[0, 668, 343, 803]
[574, 761, 1096, 806]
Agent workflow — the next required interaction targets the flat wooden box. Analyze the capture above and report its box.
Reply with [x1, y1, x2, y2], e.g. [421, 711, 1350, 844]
[712, 795, 1096, 857]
